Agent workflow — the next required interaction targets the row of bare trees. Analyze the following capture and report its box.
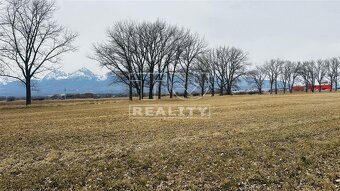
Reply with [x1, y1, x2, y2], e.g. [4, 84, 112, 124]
[247, 58, 340, 94]
[92, 20, 340, 100]
[92, 20, 206, 100]
[194, 47, 248, 96]
[92, 20, 249, 100]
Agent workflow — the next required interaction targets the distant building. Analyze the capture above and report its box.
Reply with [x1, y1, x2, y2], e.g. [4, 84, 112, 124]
[292, 83, 332, 91]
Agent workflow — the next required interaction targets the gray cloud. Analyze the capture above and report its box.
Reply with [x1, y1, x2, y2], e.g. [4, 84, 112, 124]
[55, 0, 340, 74]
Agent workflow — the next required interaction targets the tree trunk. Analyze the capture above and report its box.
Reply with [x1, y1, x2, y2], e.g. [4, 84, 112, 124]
[319, 84, 322, 92]
[220, 79, 224, 96]
[211, 76, 215, 96]
[270, 81, 273, 94]
[25, 78, 32, 105]
[149, 73, 154, 99]
[138, 91, 142, 100]
[283, 83, 286, 94]
[138, 83, 142, 100]
[184, 71, 189, 98]
[141, 79, 144, 100]
[259, 86, 262, 95]
[289, 79, 295, 94]
[330, 79, 333, 92]
[169, 88, 173, 98]
[158, 80, 162, 99]
[226, 84, 232, 95]
[139, 74, 143, 100]
[169, 73, 174, 98]
[129, 80, 133, 101]
[335, 79, 338, 92]
[275, 79, 278, 94]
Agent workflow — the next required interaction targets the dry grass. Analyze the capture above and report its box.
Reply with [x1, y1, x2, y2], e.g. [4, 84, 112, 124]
[0, 93, 339, 190]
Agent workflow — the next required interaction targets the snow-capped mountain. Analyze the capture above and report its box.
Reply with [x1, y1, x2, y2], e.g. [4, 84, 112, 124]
[43, 68, 107, 81]
[68, 67, 98, 80]
[43, 70, 69, 80]
[0, 68, 123, 96]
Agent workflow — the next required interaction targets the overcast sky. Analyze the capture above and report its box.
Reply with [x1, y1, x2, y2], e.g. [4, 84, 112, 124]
[54, 0, 340, 74]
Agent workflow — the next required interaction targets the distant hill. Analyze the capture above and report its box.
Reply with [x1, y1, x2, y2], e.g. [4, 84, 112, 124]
[0, 68, 272, 97]
[0, 68, 126, 97]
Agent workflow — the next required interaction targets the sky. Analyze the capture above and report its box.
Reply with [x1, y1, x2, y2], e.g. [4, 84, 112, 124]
[54, 0, 340, 75]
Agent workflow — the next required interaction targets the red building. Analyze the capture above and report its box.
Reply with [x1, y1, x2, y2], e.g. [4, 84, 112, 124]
[292, 84, 331, 91]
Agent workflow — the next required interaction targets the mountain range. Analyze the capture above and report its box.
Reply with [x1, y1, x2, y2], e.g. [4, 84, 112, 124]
[0, 67, 271, 97]
[0, 68, 126, 97]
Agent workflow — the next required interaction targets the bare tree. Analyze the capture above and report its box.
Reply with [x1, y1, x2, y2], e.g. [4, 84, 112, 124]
[287, 61, 300, 93]
[224, 47, 248, 95]
[165, 29, 190, 99]
[208, 53, 217, 96]
[247, 65, 266, 94]
[93, 20, 187, 100]
[155, 25, 185, 99]
[93, 20, 204, 100]
[327, 57, 340, 92]
[214, 47, 228, 95]
[264, 60, 274, 94]
[280, 61, 300, 94]
[274, 59, 284, 94]
[280, 61, 289, 94]
[0, 0, 77, 105]
[326, 59, 333, 92]
[202, 49, 217, 96]
[138, 20, 175, 99]
[213, 46, 248, 95]
[306, 60, 317, 92]
[179, 33, 206, 98]
[299, 61, 310, 93]
[166, 45, 183, 98]
[194, 53, 211, 96]
[298, 60, 319, 93]
[264, 59, 282, 94]
[315, 59, 328, 92]
[335, 57, 340, 91]
[92, 21, 140, 101]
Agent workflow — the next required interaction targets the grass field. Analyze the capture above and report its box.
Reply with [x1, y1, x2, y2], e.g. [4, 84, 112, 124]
[0, 93, 339, 190]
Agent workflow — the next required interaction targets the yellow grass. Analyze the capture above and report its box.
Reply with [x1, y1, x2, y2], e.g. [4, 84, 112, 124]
[0, 93, 339, 190]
